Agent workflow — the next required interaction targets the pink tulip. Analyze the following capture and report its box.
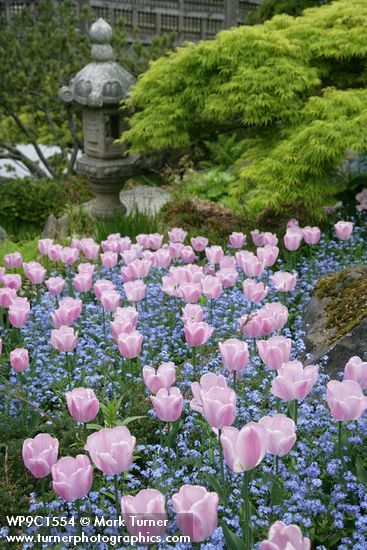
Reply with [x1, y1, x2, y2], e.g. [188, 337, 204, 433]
[24, 262, 46, 284]
[101, 251, 118, 268]
[51, 297, 82, 327]
[118, 330, 143, 358]
[178, 282, 202, 303]
[10, 348, 29, 372]
[151, 387, 183, 422]
[72, 273, 92, 293]
[124, 280, 146, 302]
[78, 263, 95, 275]
[51, 326, 78, 353]
[271, 271, 297, 292]
[168, 242, 184, 258]
[190, 372, 228, 414]
[94, 279, 115, 300]
[168, 227, 187, 243]
[100, 290, 120, 312]
[172, 485, 219, 543]
[271, 361, 318, 401]
[121, 489, 167, 538]
[9, 300, 29, 328]
[4, 251, 23, 269]
[284, 229, 303, 251]
[143, 362, 176, 393]
[48, 244, 63, 261]
[303, 226, 321, 245]
[45, 277, 65, 297]
[236, 251, 264, 277]
[257, 336, 292, 370]
[22, 433, 59, 478]
[3, 274, 22, 291]
[182, 304, 204, 323]
[252, 229, 278, 246]
[220, 256, 237, 269]
[205, 245, 224, 265]
[52, 454, 92, 501]
[115, 306, 138, 323]
[257, 245, 279, 267]
[259, 414, 296, 456]
[85, 427, 136, 475]
[229, 232, 246, 248]
[243, 279, 268, 302]
[155, 248, 172, 269]
[344, 356, 367, 389]
[327, 379, 367, 421]
[38, 238, 53, 256]
[181, 246, 196, 264]
[201, 275, 222, 300]
[184, 321, 213, 347]
[202, 386, 237, 429]
[66, 387, 100, 423]
[137, 233, 163, 250]
[219, 338, 249, 373]
[220, 422, 268, 472]
[334, 221, 353, 240]
[217, 268, 238, 288]
[191, 236, 209, 252]
[0, 287, 16, 308]
[81, 241, 99, 261]
[260, 521, 311, 550]
[59, 247, 80, 265]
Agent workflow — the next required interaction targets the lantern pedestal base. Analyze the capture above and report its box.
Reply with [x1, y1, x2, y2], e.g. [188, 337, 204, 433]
[77, 154, 140, 218]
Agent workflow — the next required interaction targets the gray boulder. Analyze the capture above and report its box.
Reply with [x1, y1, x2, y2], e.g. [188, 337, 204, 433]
[304, 264, 367, 376]
[0, 226, 7, 242]
[119, 185, 171, 216]
[41, 214, 58, 239]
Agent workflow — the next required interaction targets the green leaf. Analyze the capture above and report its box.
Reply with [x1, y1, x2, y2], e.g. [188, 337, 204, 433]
[222, 522, 247, 550]
[204, 474, 226, 501]
[118, 415, 147, 426]
[86, 423, 103, 431]
[167, 419, 182, 447]
[355, 454, 367, 484]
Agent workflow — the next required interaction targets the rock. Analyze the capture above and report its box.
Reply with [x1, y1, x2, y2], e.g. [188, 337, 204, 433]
[304, 264, 367, 376]
[56, 214, 69, 240]
[0, 226, 7, 242]
[41, 214, 57, 239]
[119, 185, 171, 216]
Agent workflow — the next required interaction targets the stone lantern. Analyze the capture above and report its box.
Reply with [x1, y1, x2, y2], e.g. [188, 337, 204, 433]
[59, 18, 139, 217]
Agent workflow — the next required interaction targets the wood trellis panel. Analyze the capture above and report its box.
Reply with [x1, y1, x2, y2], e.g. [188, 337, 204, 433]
[0, 0, 263, 42]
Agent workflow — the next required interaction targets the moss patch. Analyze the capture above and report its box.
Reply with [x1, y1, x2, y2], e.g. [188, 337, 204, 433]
[160, 198, 246, 245]
[315, 266, 367, 344]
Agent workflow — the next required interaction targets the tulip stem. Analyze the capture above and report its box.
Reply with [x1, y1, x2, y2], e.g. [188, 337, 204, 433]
[217, 429, 227, 504]
[242, 470, 251, 550]
[65, 352, 72, 389]
[114, 474, 120, 519]
[167, 422, 172, 474]
[338, 421, 343, 475]
[274, 455, 280, 505]
[233, 371, 237, 392]
[192, 347, 197, 375]
[102, 307, 106, 340]
[293, 399, 298, 426]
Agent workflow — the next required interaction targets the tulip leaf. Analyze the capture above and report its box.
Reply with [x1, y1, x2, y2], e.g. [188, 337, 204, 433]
[118, 415, 147, 426]
[222, 522, 247, 550]
[204, 473, 226, 501]
[200, 294, 207, 306]
[167, 419, 182, 447]
[355, 455, 367, 484]
[86, 423, 103, 431]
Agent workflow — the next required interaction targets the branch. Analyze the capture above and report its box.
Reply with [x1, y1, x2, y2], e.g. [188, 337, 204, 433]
[9, 113, 56, 178]
[0, 142, 49, 178]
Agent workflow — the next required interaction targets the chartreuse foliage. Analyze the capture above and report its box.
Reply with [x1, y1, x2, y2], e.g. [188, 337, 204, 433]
[123, 0, 367, 220]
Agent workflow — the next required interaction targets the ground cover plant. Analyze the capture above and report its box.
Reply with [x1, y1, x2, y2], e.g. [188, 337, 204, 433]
[0, 195, 367, 549]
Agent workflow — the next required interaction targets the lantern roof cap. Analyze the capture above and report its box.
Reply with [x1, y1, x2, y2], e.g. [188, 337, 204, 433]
[59, 18, 135, 108]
